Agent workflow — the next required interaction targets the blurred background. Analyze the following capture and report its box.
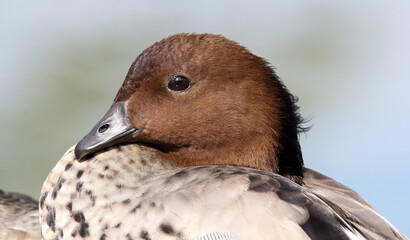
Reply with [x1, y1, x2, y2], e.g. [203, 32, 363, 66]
[1, 0, 409, 235]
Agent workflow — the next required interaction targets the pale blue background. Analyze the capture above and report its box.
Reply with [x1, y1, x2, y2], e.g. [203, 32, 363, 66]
[1, 1, 409, 236]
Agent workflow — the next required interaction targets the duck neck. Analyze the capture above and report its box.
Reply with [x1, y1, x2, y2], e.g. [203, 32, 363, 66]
[167, 132, 304, 184]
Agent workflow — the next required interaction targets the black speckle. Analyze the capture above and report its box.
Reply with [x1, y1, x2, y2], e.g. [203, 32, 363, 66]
[115, 223, 121, 228]
[129, 159, 135, 164]
[46, 207, 56, 232]
[79, 222, 90, 237]
[150, 202, 156, 207]
[90, 195, 96, 205]
[160, 223, 175, 235]
[52, 178, 65, 199]
[73, 211, 89, 237]
[122, 199, 131, 205]
[66, 202, 73, 212]
[71, 230, 77, 237]
[65, 163, 73, 171]
[100, 233, 107, 240]
[73, 212, 85, 223]
[77, 170, 84, 178]
[76, 182, 83, 191]
[40, 191, 48, 209]
[116, 184, 123, 189]
[85, 189, 93, 195]
[126, 233, 133, 240]
[140, 230, 151, 240]
[103, 224, 108, 230]
[140, 157, 148, 166]
[104, 165, 109, 171]
[51, 190, 57, 199]
[60, 230, 64, 238]
[130, 203, 141, 213]
[98, 173, 105, 178]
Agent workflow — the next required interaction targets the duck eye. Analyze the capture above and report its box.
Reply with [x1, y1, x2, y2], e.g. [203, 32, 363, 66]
[167, 75, 191, 92]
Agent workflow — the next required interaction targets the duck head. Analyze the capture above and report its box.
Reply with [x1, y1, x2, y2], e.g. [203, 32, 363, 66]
[74, 33, 304, 180]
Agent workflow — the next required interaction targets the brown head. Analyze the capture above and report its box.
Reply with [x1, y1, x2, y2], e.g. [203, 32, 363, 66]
[74, 33, 305, 179]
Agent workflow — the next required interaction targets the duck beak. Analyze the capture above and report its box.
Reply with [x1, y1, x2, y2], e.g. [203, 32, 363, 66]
[74, 101, 139, 161]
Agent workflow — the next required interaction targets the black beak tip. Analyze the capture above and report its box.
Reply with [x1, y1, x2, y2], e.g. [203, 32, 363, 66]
[74, 138, 92, 162]
[74, 143, 85, 162]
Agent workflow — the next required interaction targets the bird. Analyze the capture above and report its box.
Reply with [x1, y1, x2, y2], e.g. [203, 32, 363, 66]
[39, 33, 407, 240]
[0, 189, 41, 240]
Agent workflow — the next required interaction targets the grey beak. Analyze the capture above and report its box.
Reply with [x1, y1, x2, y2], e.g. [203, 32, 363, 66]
[74, 101, 139, 161]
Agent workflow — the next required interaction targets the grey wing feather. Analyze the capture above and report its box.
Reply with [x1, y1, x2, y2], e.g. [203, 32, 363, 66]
[303, 168, 407, 240]
[0, 189, 41, 240]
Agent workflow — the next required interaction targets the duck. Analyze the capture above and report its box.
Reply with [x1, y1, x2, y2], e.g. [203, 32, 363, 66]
[0, 189, 41, 240]
[39, 33, 407, 240]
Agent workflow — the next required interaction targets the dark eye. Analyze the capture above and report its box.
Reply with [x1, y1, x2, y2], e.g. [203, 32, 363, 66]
[167, 75, 191, 92]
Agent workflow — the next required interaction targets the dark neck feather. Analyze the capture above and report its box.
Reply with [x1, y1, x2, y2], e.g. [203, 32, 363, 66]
[268, 73, 306, 184]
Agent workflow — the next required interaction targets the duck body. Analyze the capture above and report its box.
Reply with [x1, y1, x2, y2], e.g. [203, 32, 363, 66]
[41, 145, 361, 240]
[40, 33, 406, 240]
